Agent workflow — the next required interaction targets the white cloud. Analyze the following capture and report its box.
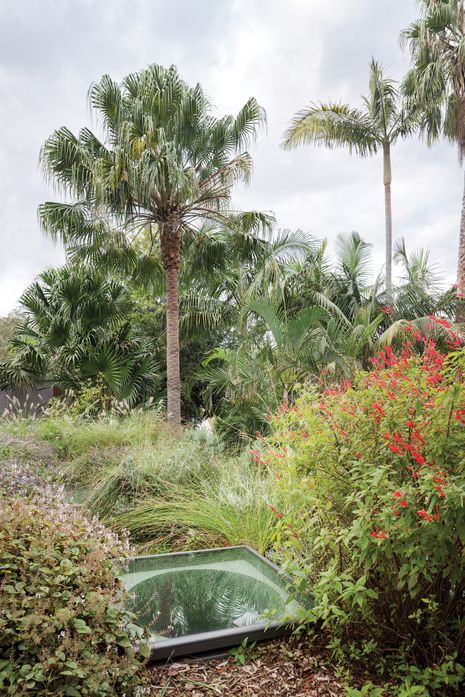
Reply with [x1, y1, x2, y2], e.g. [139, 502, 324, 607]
[0, 0, 460, 314]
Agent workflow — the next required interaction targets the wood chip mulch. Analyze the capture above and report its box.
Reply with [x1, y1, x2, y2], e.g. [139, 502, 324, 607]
[146, 638, 365, 696]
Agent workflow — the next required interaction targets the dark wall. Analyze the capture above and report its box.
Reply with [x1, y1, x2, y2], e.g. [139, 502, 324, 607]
[0, 385, 54, 415]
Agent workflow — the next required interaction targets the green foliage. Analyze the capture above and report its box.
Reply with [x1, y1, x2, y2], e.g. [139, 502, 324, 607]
[115, 454, 276, 554]
[0, 412, 275, 554]
[0, 314, 19, 361]
[200, 231, 457, 442]
[0, 495, 146, 696]
[0, 266, 159, 406]
[345, 685, 384, 697]
[229, 638, 258, 665]
[263, 342, 465, 692]
[45, 378, 110, 418]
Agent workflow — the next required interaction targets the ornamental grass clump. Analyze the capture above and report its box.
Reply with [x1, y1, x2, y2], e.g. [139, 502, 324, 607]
[0, 495, 146, 696]
[264, 339, 465, 692]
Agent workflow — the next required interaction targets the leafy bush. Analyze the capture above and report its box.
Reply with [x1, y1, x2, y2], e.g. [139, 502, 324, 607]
[0, 266, 160, 406]
[264, 341, 465, 692]
[0, 495, 146, 696]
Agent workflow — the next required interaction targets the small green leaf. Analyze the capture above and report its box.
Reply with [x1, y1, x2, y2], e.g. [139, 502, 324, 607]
[139, 643, 150, 658]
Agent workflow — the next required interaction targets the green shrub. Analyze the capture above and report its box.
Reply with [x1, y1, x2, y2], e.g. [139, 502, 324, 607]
[0, 495, 146, 696]
[264, 341, 465, 692]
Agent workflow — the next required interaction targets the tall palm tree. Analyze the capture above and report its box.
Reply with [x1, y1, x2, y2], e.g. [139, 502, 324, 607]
[402, 0, 465, 322]
[39, 64, 267, 425]
[282, 59, 418, 304]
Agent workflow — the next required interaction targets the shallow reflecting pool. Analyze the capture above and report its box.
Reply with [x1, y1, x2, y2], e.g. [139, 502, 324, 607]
[120, 546, 309, 659]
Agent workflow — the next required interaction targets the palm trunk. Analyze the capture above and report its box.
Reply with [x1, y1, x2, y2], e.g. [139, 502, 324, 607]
[282, 382, 289, 407]
[456, 169, 465, 324]
[160, 221, 182, 426]
[383, 142, 393, 305]
[158, 577, 173, 635]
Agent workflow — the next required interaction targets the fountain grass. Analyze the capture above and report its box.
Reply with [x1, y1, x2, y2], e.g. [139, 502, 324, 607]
[0, 411, 276, 554]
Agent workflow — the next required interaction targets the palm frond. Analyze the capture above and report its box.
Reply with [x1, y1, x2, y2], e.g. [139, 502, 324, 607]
[282, 102, 379, 155]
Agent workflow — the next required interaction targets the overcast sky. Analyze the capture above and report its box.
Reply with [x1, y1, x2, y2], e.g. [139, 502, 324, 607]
[0, 0, 461, 316]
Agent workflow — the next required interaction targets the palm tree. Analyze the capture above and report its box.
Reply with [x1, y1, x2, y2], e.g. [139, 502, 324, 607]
[282, 59, 418, 304]
[402, 0, 465, 322]
[0, 266, 159, 406]
[180, 225, 315, 338]
[241, 298, 328, 402]
[392, 238, 455, 320]
[39, 64, 267, 426]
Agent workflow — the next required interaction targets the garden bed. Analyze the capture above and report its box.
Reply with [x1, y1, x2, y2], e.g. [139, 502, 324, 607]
[147, 639, 349, 696]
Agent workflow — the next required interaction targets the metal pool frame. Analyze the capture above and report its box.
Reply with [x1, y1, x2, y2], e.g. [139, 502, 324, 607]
[121, 545, 305, 662]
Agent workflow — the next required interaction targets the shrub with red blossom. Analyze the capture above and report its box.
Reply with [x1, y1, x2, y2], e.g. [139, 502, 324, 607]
[265, 342, 465, 691]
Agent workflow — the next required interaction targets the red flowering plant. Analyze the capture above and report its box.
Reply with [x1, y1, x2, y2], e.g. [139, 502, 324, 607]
[265, 340, 465, 687]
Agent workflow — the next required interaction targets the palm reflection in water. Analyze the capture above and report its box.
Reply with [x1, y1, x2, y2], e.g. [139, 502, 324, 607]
[126, 568, 284, 639]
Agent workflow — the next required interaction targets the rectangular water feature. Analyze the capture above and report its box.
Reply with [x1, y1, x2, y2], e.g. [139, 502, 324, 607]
[120, 545, 310, 660]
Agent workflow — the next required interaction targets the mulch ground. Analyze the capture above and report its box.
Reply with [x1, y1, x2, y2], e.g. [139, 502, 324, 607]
[147, 638, 375, 696]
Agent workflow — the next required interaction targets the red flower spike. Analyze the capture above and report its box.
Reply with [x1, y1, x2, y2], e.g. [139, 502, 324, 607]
[428, 315, 451, 329]
[269, 504, 283, 519]
[417, 509, 433, 521]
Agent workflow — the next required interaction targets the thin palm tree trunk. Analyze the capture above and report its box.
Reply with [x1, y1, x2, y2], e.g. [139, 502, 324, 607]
[161, 222, 182, 426]
[158, 577, 173, 635]
[383, 142, 393, 305]
[456, 169, 465, 324]
[282, 383, 289, 407]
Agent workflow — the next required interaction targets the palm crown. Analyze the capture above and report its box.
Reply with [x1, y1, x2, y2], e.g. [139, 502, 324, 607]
[39, 64, 267, 424]
[282, 59, 418, 303]
[402, 0, 465, 321]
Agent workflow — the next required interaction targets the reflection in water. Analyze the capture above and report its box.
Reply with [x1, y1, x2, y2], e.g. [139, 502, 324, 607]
[125, 568, 283, 639]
